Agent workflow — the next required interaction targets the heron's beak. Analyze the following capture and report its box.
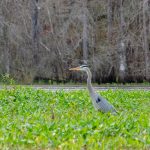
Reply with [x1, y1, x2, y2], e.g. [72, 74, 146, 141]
[69, 67, 81, 71]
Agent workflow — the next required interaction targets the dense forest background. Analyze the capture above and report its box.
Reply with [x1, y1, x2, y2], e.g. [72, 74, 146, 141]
[0, 0, 150, 84]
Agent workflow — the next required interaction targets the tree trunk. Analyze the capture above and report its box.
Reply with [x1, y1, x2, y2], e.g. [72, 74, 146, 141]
[82, 0, 88, 63]
[143, 0, 150, 80]
[31, 0, 40, 65]
[3, 25, 10, 74]
[107, 0, 114, 77]
[118, 0, 127, 82]
[1, 1, 10, 75]
[107, 0, 113, 47]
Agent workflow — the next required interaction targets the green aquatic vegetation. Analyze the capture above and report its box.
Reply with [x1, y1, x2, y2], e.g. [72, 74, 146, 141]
[0, 87, 150, 149]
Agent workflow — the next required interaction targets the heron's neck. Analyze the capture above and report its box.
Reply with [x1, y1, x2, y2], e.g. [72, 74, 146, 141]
[86, 68, 95, 94]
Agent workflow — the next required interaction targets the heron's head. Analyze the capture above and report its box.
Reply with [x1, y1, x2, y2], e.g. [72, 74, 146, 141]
[69, 65, 89, 72]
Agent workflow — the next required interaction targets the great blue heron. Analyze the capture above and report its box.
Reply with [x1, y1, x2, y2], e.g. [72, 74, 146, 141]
[69, 65, 117, 113]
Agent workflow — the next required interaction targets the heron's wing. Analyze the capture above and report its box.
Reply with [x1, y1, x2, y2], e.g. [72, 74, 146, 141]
[95, 94, 116, 113]
[96, 97, 101, 103]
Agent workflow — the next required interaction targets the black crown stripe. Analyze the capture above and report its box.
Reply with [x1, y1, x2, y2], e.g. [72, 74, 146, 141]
[80, 65, 88, 67]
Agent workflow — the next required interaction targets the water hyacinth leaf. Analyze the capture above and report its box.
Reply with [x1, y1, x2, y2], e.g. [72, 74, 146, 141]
[0, 87, 149, 149]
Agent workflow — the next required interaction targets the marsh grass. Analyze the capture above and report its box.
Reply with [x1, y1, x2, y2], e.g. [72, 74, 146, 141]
[0, 87, 150, 149]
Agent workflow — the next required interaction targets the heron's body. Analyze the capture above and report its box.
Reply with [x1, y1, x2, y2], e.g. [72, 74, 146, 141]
[69, 65, 117, 113]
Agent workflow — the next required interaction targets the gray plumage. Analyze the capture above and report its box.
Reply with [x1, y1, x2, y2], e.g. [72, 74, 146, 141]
[69, 65, 117, 113]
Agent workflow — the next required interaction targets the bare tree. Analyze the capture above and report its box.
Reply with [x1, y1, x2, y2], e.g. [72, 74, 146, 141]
[118, 0, 127, 82]
[143, 0, 150, 80]
[107, 0, 114, 78]
[82, 0, 88, 63]
[1, 1, 10, 74]
[3, 25, 10, 74]
[30, 0, 40, 67]
[107, 0, 113, 51]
